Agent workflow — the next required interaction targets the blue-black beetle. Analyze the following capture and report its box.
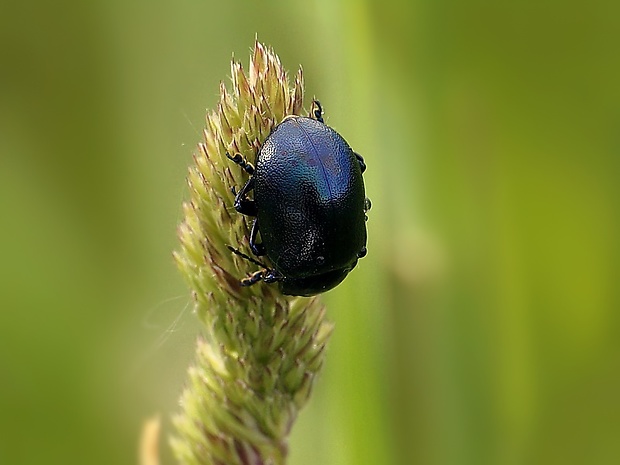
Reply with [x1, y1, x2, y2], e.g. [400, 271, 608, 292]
[227, 101, 370, 296]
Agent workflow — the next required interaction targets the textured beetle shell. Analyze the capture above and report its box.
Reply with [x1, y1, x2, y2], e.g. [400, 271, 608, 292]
[254, 116, 367, 293]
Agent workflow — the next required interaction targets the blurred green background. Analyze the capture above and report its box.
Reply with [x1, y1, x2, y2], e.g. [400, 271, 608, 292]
[1, 1, 618, 464]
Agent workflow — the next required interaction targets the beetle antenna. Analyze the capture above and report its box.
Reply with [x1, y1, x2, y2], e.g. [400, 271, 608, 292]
[227, 245, 268, 268]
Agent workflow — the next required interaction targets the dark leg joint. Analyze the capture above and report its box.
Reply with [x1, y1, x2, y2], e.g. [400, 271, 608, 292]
[354, 152, 366, 173]
[249, 219, 266, 256]
[310, 100, 324, 123]
[226, 152, 255, 175]
[241, 270, 266, 287]
[234, 198, 258, 216]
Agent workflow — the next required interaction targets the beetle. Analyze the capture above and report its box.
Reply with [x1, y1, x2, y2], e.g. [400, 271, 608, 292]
[226, 100, 370, 296]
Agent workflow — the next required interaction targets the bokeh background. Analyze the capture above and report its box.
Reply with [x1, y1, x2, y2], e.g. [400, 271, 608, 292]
[1, 1, 618, 464]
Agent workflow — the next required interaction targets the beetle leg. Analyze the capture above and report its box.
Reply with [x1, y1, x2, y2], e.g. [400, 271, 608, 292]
[240, 268, 282, 287]
[241, 270, 266, 287]
[226, 151, 255, 175]
[233, 177, 258, 216]
[354, 152, 367, 173]
[227, 245, 267, 268]
[249, 219, 267, 256]
[309, 99, 324, 123]
[228, 244, 282, 287]
[263, 269, 283, 283]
